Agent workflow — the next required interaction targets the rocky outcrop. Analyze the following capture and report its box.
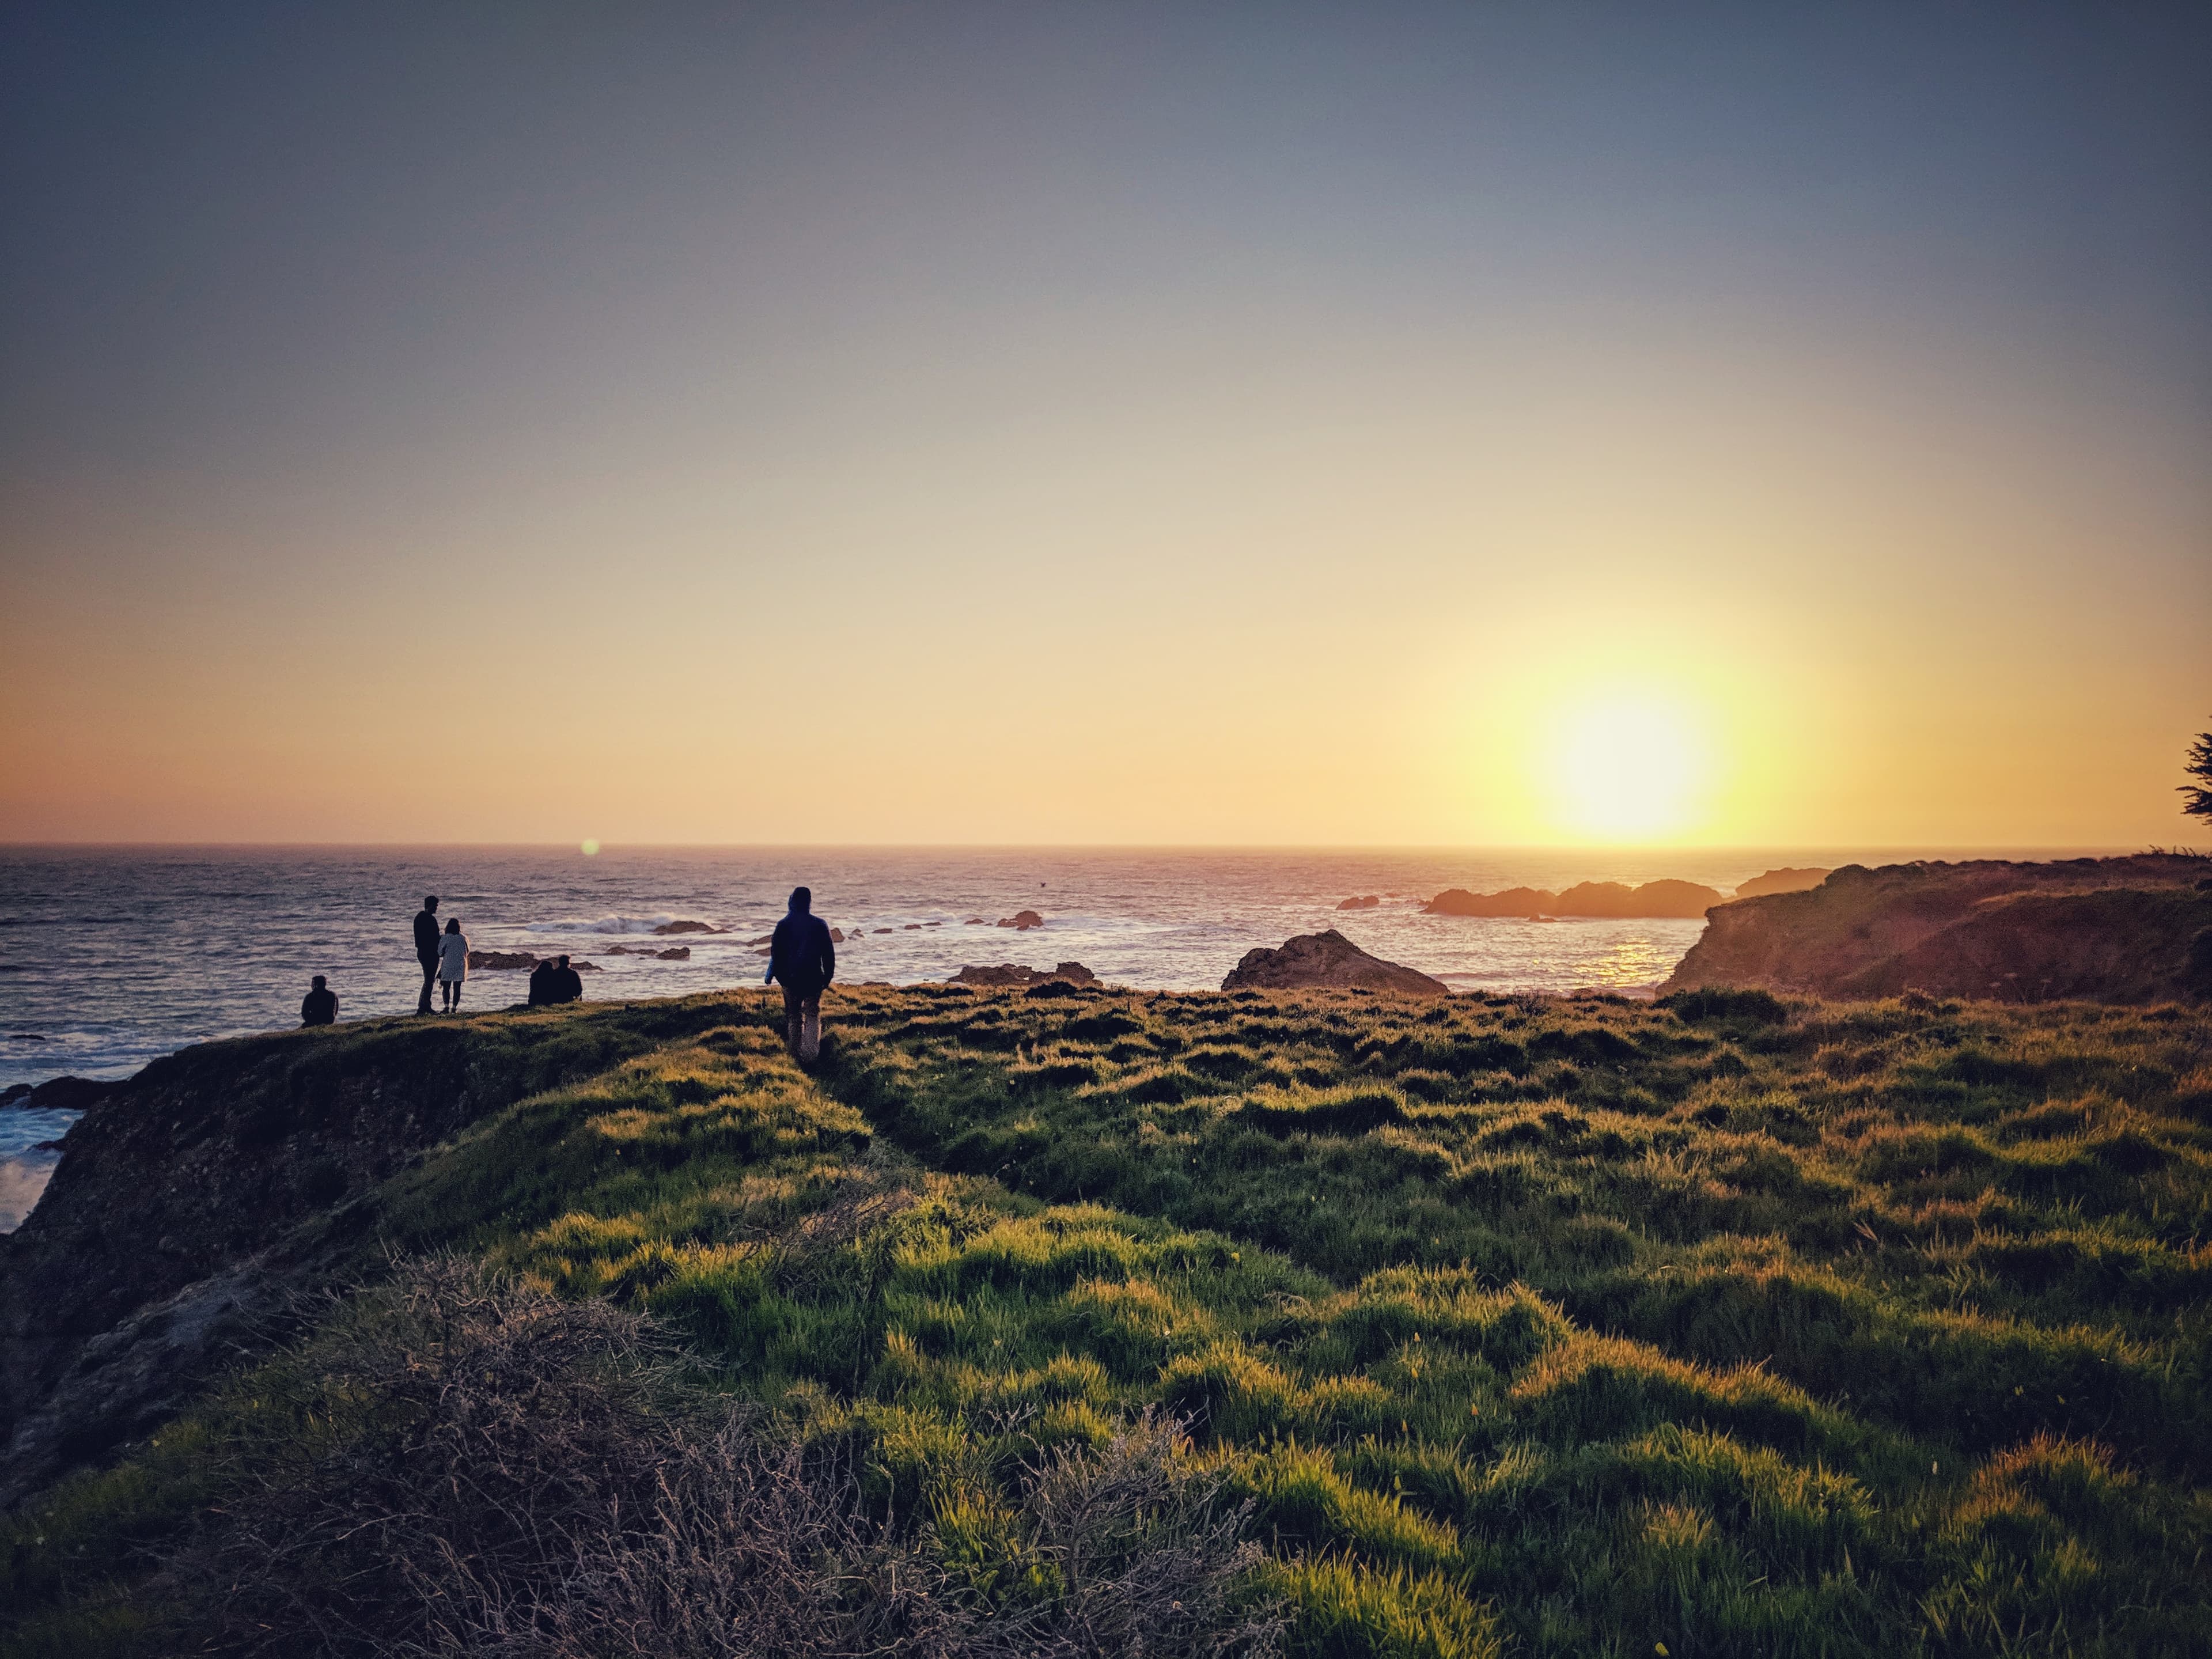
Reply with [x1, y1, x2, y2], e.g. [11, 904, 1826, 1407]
[997, 911, 1045, 931]
[1426, 880, 1723, 919]
[0, 1013, 676, 1503]
[654, 946, 691, 961]
[1336, 896, 1381, 910]
[653, 921, 725, 935]
[1221, 931, 1447, 996]
[1425, 886, 1555, 918]
[1663, 855, 2212, 1003]
[467, 950, 540, 971]
[1733, 868, 1831, 899]
[949, 961, 1100, 988]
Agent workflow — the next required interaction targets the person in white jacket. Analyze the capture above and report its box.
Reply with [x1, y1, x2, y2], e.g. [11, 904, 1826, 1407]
[437, 917, 469, 1012]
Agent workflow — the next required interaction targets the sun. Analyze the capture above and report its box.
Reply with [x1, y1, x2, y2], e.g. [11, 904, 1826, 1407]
[1542, 691, 1713, 842]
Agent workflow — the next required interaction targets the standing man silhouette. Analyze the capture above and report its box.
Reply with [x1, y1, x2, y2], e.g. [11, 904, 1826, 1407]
[413, 895, 442, 1014]
[766, 886, 835, 1063]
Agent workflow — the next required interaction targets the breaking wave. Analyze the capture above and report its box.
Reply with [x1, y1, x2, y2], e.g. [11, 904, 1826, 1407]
[524, 915, 680, 936]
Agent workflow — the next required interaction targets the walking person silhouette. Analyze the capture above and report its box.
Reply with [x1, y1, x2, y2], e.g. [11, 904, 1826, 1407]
[766, 886, 835, 1063]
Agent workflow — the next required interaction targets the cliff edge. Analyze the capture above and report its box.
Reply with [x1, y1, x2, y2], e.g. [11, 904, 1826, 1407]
[1661, 854, 2212, 1002]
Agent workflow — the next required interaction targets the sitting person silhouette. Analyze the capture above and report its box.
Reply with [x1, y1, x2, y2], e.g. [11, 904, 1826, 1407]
[550, 954, 584, 1003]
[526, 958, 558, 1006]
[301, 975, 338, 1027]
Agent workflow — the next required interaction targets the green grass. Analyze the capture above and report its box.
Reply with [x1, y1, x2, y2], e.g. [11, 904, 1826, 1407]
[6, 983, 2211, 1656]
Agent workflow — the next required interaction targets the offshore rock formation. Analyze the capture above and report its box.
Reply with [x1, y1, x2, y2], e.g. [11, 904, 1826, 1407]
[653, 920, 725, 935]
[1425, 878, 1725, 919]
[467, 950, 539, 971]
[1734, 867, 1831, 899]
[997, 910, 1046, 931]
[1335, 895, 1381, 910]
[1221, 930, 1447, 996]
[949, 961, 1099, 988]
[1663, 854, 2212, 1003]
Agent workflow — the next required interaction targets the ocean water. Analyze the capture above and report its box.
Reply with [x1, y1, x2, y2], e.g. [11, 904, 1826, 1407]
[0, 843, 2107, 1094]
[0, 843, 2114, 1229]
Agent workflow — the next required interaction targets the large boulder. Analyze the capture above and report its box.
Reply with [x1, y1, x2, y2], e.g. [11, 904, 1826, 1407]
[1336, 895, 1381, 910]
[653, 921, 725, 936]
[467, 950, 539, 971]
[1221, 931, 1447, 996]
[997, 910, 1045, 931]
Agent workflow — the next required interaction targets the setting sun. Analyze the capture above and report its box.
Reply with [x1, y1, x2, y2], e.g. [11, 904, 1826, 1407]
[1543, 693, 1714, 842]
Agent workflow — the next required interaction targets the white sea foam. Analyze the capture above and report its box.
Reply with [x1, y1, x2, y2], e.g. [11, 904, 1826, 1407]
[524, 914, 683, 935]
[0, 843, 2103, 1094]
[0, 1106, 80, 1233]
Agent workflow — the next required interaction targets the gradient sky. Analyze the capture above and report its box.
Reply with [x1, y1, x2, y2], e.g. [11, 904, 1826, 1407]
[3, 3, 2207, 846]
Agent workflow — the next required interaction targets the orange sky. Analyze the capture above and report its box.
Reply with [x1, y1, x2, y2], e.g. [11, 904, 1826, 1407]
[3, 7, 2207, 847]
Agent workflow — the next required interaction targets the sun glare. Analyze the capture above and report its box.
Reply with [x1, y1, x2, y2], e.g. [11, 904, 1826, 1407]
[1544, 693, 1713, 842]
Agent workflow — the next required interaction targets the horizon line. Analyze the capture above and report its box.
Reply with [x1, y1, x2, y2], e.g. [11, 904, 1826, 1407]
[0, 840, 2166, 855]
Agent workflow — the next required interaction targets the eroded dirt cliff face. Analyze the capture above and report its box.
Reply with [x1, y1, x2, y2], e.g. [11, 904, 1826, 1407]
[0, 1006, 700, 1502]
[1662, 854, 2212, 1002]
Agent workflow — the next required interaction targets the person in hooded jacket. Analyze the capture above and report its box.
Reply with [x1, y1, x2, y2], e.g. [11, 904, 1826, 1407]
[766, 886, 835, 1063]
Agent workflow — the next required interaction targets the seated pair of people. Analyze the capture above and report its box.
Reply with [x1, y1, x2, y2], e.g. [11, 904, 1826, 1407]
[527, 955, 584, 1007]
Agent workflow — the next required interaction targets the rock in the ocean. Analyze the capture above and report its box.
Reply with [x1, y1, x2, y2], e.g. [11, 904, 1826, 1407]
[1425, 887, 1556, 917]
[1221, 931, 1447, 995]
[873, 927, 893, 934]
[997, 910, 1045, 930]
[1425, 880, 1723, 919]
[1552, 880, 1725, 919]
[573, 960, 603, 972]
[829, 928, 845, 943]
[964, 916, 987, 925]
[1733, 868, 1831, 899]
[948, 961, 1100, 988]
[653, 920, 725, 935]
[466, 950, 539, 971]
[653, 946, 691, 961]
[1336, 896, 1381, 910]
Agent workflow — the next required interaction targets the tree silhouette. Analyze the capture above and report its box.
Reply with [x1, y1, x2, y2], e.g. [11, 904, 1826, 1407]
[2183, 722, 2212, 821]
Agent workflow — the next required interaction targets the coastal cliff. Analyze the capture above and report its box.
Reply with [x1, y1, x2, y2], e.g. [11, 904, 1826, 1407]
[6, 983, 2211, 1654]
[1662, 854, 2212, 1002]
[0, 1009, 683, 1504]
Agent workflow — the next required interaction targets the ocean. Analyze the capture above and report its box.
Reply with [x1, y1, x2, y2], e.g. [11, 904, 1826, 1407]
[0, 843, 2106, 1228]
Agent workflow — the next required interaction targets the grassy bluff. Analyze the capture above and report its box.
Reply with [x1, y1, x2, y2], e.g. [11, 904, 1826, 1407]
[4, 979, 2210, 1657]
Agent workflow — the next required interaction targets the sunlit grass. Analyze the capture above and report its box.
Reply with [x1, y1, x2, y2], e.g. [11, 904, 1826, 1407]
[5, 982, 2209, 1656]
